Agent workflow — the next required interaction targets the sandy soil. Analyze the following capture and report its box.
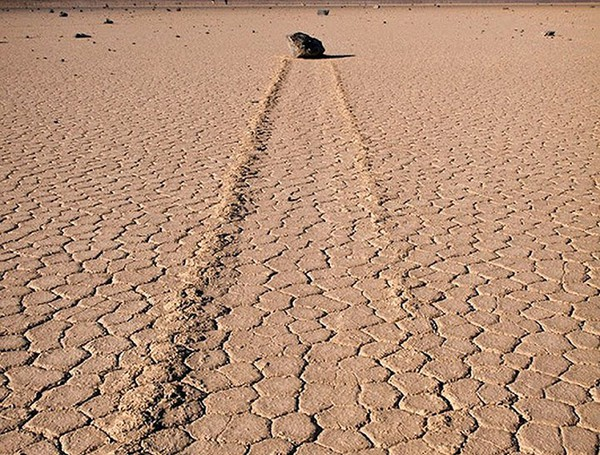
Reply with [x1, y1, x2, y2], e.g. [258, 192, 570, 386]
[1, 5, 599, 454]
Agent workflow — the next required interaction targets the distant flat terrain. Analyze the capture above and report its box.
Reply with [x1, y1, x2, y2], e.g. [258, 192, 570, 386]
[3, 1, 599, 9]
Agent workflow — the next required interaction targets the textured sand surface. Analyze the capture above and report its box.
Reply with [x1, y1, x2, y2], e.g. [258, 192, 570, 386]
[1, 5, 599, 454]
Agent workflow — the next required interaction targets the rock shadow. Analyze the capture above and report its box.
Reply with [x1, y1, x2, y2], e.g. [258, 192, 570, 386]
[297, 54, 355, 60]
[321, 54, 355, 59]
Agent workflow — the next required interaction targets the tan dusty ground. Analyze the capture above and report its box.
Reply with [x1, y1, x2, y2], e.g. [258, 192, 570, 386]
[1, 4, 599, 455]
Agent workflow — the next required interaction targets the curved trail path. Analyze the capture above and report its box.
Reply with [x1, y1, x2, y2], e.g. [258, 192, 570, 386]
[184, 58, 424, 454]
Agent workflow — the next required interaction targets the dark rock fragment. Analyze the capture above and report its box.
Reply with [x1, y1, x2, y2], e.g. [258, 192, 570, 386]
[287, 32, 325, 59]
[317, 9, 329, 16]
[75, 33, 92, 39]
[59, 11, 68, 17]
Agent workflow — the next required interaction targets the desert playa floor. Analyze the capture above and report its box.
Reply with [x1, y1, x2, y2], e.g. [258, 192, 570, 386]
[1, 4, 599, 454]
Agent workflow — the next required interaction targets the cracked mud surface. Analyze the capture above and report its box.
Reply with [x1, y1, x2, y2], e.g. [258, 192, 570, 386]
[1, 6, 599, 455]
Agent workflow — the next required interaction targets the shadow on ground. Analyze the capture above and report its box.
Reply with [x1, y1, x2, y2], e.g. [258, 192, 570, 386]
[322, 54, 355, 59]
[296, 54, 355, 60]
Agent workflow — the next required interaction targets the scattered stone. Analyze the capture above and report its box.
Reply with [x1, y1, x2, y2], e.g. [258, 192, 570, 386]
[74, 33, 92, 39]
[104, 18, 114, 24]
[59, 11, 68, 17]
[287, 32, 325, 59]
[49, 9, 54, 13]
[544, 30, 556, 37]
[317, 9, 329, 16]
